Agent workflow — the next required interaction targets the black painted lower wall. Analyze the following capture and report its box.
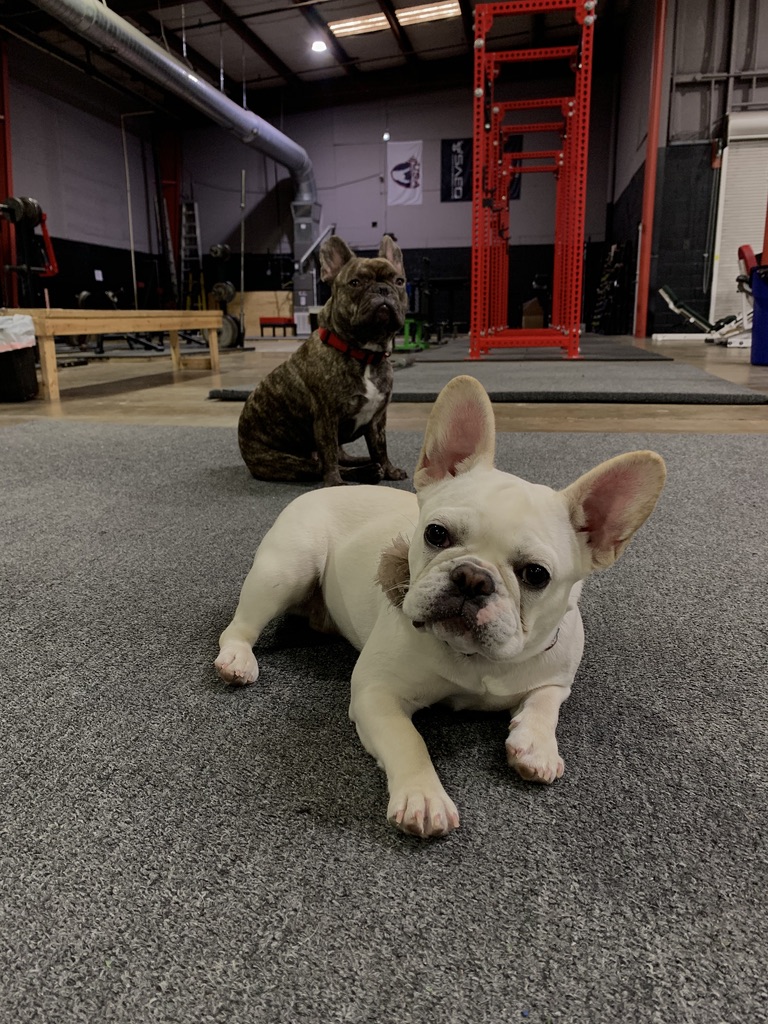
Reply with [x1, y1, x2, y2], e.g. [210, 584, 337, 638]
[6, 236, 603, 334]
[607, 143, 718, 335]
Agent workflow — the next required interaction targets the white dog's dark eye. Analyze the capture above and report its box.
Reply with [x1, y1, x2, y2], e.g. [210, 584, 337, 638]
[424, 523, 451, 548]
[519, 564, 550, 589]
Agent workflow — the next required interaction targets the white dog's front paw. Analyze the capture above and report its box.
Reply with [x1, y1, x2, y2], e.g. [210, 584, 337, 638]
[506, 719, 564, 784]
[215, 642, 259, 685]
[387, 784, 460, 838]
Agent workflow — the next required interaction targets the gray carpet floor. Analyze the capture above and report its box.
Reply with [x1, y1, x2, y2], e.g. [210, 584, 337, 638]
[2, 420, 767, 1023]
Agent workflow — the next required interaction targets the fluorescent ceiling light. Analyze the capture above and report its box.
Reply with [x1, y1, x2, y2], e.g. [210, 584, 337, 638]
[398, 2, 462, 27]
[329, 2, 461, 39]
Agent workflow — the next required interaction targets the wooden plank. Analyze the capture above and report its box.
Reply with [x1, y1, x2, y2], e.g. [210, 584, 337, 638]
[9, 308, 223, 336]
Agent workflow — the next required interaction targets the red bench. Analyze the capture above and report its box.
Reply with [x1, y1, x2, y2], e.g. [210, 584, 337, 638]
[259, 316, 297, 337]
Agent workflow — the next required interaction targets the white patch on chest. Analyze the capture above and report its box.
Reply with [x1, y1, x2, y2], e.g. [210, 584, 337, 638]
[353, 367, 386, 431]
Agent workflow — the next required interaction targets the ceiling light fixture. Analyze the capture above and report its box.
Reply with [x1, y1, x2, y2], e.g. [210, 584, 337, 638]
[311, 39, 328, 52]
[329, 1, 460, 39]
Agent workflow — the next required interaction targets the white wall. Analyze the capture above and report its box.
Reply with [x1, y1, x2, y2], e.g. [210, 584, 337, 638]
[181, 127, 291, 255]
[184, 83, 612, 254]
[6, 40, 611, 259]
[8, 46, 156, 253]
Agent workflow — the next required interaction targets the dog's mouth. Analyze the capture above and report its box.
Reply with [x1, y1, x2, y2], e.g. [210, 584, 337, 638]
[411, 611, 486, 655]
[368, 296, 404, 330]
[408, 593, 521, 659]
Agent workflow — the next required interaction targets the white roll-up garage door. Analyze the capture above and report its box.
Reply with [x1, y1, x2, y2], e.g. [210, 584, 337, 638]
[709, 111, 768, 324]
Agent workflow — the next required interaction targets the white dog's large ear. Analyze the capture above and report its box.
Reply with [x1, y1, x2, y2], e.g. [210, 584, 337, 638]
[414, 375, 496, 490]
[378, 234, 405, 276]
[563, 451, 666, 570]
[319, 236, 355, 283]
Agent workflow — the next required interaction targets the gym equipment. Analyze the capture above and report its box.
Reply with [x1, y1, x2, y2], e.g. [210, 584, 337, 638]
[470, 1, 596, 360]
[658, 286, 737, 334]
[0, 195, 58, 306]
[72, 288, 165, 354]
[657, 244, 756, 347]
[209, 245, 244, 349]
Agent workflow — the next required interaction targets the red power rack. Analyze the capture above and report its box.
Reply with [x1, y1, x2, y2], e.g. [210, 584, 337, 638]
[470, 1, 597, 359]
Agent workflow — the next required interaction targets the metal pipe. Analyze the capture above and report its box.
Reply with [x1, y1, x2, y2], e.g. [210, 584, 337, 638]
[240, 169, 246, 334]
[634, 0, 668, 338]
[121, 111, 153, 310]
[32, 0, 317, 204]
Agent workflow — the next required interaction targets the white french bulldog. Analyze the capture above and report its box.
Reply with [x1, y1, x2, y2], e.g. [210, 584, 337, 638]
[216, 375, 666, 838]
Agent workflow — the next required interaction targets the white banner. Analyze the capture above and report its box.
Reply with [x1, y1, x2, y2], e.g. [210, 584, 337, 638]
[387, 140, 423, 206]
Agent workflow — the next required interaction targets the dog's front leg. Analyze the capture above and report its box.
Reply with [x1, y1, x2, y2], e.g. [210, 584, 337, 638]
[505, 684, 571, 784]
[310, 410, 347, 486]
[350, 682, 459, 837]
[216, 525, 321, 685]
[364, 408, 407, 481]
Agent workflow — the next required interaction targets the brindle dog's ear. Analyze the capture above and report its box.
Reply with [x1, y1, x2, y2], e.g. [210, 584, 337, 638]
[378, 234, 405, 277]
[376, 534, 410, 607]
[319, 235, 355, 283]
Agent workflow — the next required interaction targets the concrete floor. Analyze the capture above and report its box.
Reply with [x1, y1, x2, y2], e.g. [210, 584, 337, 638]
[1, 334, 767, 434]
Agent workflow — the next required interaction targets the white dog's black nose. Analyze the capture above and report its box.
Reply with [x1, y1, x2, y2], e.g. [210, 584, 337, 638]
[450, 564, 495, 598]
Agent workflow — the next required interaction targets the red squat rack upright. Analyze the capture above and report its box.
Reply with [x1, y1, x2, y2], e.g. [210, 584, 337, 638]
[470, 0, 596, 359]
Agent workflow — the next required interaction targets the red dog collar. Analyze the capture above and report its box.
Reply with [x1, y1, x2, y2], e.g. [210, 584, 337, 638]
[318, 327, 389, 367]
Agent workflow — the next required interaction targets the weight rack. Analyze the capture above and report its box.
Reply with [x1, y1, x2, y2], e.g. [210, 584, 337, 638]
[470, 0, 597, 359]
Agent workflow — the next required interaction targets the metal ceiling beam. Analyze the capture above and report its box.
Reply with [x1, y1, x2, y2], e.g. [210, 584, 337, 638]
[375, 0, 418, 66]
[202, 0, 301, 87]
[458, 0, 475, 47]
[251, 52, 474, 115]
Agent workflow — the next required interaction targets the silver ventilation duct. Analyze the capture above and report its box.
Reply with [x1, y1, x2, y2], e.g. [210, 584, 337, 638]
[32, 0, 317, 204]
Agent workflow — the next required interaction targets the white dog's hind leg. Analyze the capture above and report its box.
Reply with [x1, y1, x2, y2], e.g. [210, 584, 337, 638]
[506, 684, 570, 784]
[350, 683, 460, 838]
[216, 540, 321, 686]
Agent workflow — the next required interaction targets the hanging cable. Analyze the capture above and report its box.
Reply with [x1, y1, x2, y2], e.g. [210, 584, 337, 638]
[155, 0, 169, 53]
[219, 21, 224, 92]
[241, 38, 247, 109]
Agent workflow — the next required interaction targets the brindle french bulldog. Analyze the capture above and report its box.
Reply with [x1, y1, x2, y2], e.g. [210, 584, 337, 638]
[238, 234, 408, 487]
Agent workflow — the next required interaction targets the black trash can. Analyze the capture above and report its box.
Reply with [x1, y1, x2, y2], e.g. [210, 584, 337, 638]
[0, 344, 38, 401]
[0, 314, 39, 401]
[751, 266, 768, 367]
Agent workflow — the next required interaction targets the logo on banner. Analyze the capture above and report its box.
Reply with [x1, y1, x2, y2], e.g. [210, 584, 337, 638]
[387, 141, 423, 206]
[391, 156, 421, 191]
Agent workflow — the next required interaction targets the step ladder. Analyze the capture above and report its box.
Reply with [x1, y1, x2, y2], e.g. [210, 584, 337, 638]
[180, 200, 206, 310]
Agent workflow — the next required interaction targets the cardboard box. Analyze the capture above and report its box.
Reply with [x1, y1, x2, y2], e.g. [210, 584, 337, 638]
[522, 297, 544, 329]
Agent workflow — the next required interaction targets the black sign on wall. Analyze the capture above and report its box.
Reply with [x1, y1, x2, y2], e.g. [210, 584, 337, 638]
[441, 137, 523, 202]
[441, 139, 472, 202]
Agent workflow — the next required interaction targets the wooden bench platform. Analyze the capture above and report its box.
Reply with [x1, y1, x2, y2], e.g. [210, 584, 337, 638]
[7, 308, 223, 402]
